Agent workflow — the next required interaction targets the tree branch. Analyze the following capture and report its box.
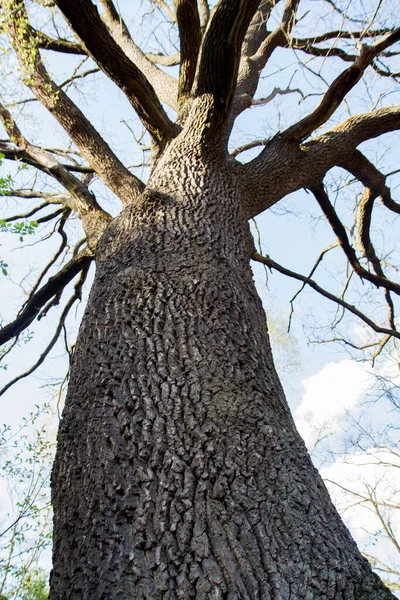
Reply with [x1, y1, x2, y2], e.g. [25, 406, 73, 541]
[251, 252, 400, 340]
[0, 251, 92, 347]
[2, 0, 144, 204]
[175, 0, 201, 104]
[0, 103, 111, 245]
[193, 0, 261, 128]
[31, 29, 85, 55]
[284, 28, 400, 141]
[0, 261, 90, 397]
[338, 149, 400, 215]
[145, 51, 181, 66]
[99, 0, 178, 111]
[53, 0, 177, 142]
[311, 184, 400, 296]
[231, 0, 300, 125]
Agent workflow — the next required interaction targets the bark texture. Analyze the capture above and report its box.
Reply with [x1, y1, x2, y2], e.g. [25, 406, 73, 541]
[50, 138, 394, 599]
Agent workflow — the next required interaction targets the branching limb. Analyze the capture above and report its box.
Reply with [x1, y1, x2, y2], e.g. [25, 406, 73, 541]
[0, 145, 94, 174]
[151, 0, 176, 22]
[0, 103, 111, 245]
[0, 261, 90, 397]
[240, 106, 400, 221]
[175, 0, 201, 105]
[230, 0, 300, 126]
[283, 28, 400, 141]
[2, 0, 144, 204]
[99, 0, 178, 111]
[0, 251, 93, 347]
[338, 149, 400, 215]
[30, 29, 85, 55]
[311, 184, 400, 296]
[193, 0, 261, 131]
[24, 209, 71, 301]
[251, 252, 400, 340]
[357, 188, 396, 329]
[253, 0, 300, 69]
[53, 0, 177, 143]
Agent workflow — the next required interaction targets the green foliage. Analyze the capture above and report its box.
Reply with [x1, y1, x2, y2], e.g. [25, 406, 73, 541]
[0, 220, 38, 242]
[0, 154, 12, 196]
[14, 569, 49, 600]
[0, 259, 8, 276]
[0, 153, 37, 279]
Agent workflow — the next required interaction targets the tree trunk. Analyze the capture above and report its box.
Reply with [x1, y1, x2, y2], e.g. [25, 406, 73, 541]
[50, 145, 394, 599]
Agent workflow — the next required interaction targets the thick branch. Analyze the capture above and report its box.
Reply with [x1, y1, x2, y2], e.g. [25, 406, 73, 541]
[253, 0, 300, 69]
[193, 0, 261, 126]
[231, 0, 299, 124]
[311, 106, 400, 158]
[99, 0, 178, 111]
[0, 251, 92, 347]
[338, 149, 400, 215]
[31, 29, 85, 54]
[54, 0, 177, 142]
[3, 0, 144, 204]
[198, 0, 210, 29]
[145, 51, 180, 66]
[175, 0, 201, 103]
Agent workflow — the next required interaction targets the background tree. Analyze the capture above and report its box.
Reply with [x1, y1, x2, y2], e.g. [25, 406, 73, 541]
[0, 405, 53, 600]
[0, 0, 400, 598]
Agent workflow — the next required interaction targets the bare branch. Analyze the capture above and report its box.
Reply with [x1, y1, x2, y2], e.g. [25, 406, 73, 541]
[0, 251, 92, 347]
[338, 150, 400, 216]
[193, 0, 261, 130]
[252, 252, 400, 340]
[253, 0, 300, 69]
[231, 0, 300, 124]
[0, 103, 112, 244]
[231, 138, 269, 157]
[0, 144, 93, 174]
[252, 86, 304, 106]
[2, 0, 144, 204]
[0, 262, 90, 397]
[145, 51, 180, 66]
[198, 0, 210, 29]
[284, 28, 400, 141]
[151, 0, 176, 22]
[31, 29, 85, 55]
[311, 185, 400, 296]
[26, 210, 71, 300]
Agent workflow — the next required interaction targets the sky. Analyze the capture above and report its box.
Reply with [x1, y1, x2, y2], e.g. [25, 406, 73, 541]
[0, 0, 400, 595]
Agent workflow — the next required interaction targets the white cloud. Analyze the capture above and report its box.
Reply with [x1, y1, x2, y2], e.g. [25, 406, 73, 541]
[294, 359, 373, 448]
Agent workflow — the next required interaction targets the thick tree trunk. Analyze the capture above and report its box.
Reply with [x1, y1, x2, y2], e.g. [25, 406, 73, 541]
[50, 146, 394, 599]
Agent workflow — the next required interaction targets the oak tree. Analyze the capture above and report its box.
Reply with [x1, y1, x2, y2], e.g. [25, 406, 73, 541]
[0, 0, 400, 597]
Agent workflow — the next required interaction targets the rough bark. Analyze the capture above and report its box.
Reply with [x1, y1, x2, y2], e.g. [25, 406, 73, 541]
[50, 135, 395, 599]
